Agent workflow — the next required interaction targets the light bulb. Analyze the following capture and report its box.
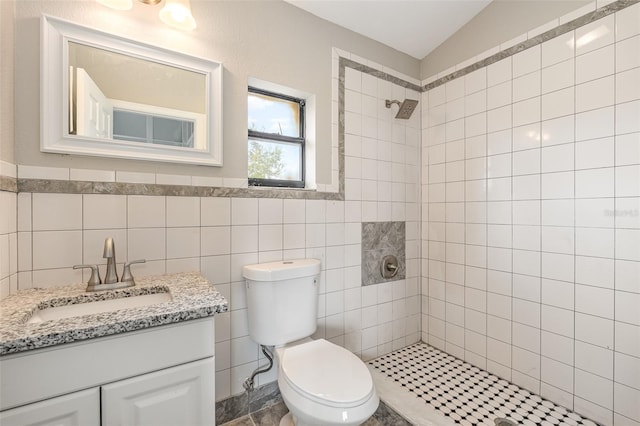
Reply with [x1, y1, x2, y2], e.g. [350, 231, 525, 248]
[159, 0, 197, 31]
[96, 0, 133, 11]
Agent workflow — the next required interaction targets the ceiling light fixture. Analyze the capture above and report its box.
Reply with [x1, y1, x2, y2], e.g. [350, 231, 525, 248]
[96, 0, 196, 31]
[159, 0, 197, 31]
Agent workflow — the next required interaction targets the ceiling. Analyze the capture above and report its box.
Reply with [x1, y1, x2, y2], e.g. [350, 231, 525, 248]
[285, 0, 492, 60]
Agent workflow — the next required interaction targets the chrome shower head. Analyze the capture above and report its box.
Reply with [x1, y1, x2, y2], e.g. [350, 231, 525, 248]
[385, 98, 419, 119]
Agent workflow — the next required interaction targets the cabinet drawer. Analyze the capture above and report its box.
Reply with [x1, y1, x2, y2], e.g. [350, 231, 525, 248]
[0, 388, 99, 426]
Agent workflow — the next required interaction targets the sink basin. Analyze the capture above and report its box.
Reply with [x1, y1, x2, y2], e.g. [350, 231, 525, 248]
[27, 292, 173, 324]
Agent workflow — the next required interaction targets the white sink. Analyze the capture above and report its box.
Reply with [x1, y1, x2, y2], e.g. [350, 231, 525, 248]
[27, 292, 173, 324]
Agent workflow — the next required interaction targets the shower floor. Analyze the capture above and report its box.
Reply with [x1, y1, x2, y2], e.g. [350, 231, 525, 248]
[368, 343, 598, 426]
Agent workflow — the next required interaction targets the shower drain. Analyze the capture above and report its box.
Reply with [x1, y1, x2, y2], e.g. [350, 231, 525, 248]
[494, 418, 517, 426]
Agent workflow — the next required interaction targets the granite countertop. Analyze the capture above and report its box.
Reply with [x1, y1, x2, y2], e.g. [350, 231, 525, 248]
[0, 272, 228, 356]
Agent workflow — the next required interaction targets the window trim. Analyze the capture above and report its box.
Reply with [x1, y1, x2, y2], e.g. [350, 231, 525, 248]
[248, 86, 305, 189]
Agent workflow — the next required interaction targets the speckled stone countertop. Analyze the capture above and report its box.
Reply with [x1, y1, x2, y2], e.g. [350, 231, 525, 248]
[0, 272, 228, 356]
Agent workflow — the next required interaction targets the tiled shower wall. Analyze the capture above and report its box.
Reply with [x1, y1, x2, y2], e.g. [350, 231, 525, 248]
[421, 4, 640, 425]
[6, 55, 421, 403]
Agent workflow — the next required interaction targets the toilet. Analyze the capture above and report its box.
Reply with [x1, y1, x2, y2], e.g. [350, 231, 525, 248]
[243, 259, 379, 426]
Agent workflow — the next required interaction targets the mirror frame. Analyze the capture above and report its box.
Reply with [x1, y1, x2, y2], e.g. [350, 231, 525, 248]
[41, 14, 223, 166]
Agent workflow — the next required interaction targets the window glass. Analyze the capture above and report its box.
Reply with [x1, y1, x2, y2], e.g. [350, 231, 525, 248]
[248, 92, 300, 138]
[248, 138, 302, 181]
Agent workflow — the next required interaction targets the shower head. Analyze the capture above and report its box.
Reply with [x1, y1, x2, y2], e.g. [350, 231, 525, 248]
[385, 98, 419, 119]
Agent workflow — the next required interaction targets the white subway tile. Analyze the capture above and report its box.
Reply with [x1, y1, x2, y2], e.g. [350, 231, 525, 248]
[616, 35, 640, 72]
[542, 143, 574, 173]
[32, 231, 82, 270]
[128, 228, 166, 261]
[542, 278, 574, 310]
[542, 199, 574, 226]
[513, 45, 541, 77]
[575, 256, 614, 289]
[575, 227, 614, 258]
[231, 198, 258, 225]
[542, 59, 574, 95]
[115, 171, 155, 184]
[575, 137, 614, 170]
[576, 45, 614, 84]
[542, 305, 574, 337]
[576, 76, 615, 113]
[18, 165, 69, 180]
[575, 168, 614, 198]
[166, 227, 200, 259]
[576, 340, 614, 380]
[616, 229, 640, 261]
[576, 284, 614, 319]
[32, 194, 82, 231]
[542, 32, 575, 68]
[575, 312, 613, 349]
[615, 133, 640, 166]
[83, 194, 126, 230]
[542, 87, 574, 121]
[616, 67, 640, 104]
[166, 197, 200, 227]
[541, 356, 573, 392]
[128, 196, 165, 228]
[69, 168, 115, 182]
[616, 260, 640, 293]
[576, 15, 615, 55]
[615, 383, 640, 423]
[575, 369, 614, 409]
[541, 115, 574, 147]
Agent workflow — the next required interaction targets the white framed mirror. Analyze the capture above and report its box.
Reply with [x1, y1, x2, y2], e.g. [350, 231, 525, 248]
[41, 14, 223, 166]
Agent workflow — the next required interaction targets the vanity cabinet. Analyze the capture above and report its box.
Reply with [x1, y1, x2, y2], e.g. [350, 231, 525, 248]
[0, 317, 215, 426]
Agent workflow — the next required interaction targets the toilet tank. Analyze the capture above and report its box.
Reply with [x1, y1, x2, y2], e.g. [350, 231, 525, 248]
[243, 259, 321, 346]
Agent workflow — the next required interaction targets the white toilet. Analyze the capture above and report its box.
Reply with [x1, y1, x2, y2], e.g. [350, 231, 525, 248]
[243, 259, 379, 426]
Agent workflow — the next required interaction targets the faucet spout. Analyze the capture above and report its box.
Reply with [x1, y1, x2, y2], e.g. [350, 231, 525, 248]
[103, 237, 119, 284]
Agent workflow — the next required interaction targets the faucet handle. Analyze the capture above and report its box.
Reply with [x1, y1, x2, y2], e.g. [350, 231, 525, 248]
[73, 264, 102, 288]
[121, 259, 146, 284]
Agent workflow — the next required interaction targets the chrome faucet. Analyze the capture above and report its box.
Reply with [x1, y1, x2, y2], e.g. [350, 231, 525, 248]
[74, 237, 145, 292]
[103, 237, 119, 284]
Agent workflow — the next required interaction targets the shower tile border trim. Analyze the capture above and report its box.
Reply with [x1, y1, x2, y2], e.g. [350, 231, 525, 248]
[423, 0, 640, 91]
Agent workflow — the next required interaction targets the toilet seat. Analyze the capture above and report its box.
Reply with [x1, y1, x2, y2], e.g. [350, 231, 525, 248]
[278, 339, 374, 407]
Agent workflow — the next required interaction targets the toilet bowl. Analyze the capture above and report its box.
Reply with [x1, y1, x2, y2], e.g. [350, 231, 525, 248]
[276, 339, 379, 426]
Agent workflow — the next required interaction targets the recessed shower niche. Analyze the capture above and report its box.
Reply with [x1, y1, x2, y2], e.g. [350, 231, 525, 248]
[361, 222, 406, 286]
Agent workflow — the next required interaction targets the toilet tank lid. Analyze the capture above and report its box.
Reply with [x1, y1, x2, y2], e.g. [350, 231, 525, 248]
[242, 259, 321, 281]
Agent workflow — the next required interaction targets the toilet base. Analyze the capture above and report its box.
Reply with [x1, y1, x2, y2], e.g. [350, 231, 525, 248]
[279, 412, 294, 426]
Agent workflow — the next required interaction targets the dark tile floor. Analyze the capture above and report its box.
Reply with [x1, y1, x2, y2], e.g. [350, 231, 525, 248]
[220, 400, 412, 426]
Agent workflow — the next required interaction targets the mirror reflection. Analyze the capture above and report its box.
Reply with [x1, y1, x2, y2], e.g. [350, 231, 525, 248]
[68, 41, 207, 149]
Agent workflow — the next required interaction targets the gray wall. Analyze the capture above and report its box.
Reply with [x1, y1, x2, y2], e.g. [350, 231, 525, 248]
[421, 0, 591, 79]
[12, 0, 419, 183]
[1, 0, 15, 164]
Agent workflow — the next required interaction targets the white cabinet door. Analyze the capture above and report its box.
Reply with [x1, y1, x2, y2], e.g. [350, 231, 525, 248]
[0, 388, 99, 426]
[101, 358, 214, 426]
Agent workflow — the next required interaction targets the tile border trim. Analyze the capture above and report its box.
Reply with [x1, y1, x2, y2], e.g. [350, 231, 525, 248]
[423, 0, 639, 91]
[0, 176, 17, 193]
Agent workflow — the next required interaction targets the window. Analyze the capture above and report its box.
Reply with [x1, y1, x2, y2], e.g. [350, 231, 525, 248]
[248, 87, 305, 188]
